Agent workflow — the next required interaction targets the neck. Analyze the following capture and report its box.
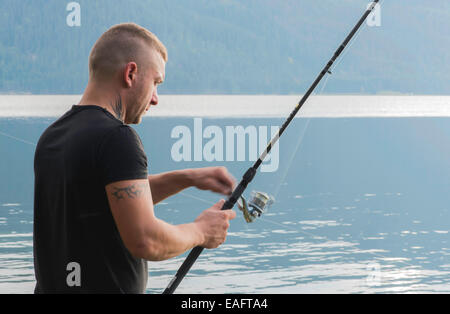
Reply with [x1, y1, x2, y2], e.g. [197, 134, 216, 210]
[77, 80, 125, 122]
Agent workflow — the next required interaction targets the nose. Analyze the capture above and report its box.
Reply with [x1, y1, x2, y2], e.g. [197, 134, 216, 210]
[151, 89, 159, 106]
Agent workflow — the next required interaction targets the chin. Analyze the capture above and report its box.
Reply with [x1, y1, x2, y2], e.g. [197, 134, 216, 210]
[133, 114, 144, 125]
[127, 118, 141, 125]
[124, 110, 145, 125]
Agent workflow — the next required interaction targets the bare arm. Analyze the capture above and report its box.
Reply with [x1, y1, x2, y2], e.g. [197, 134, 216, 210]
[105, 178, 235, 261]
[147, 169, 192, 204]
[149, 167, 236, 204]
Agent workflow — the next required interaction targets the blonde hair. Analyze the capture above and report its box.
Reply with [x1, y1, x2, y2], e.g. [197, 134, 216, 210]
[88, 23, 167, 79]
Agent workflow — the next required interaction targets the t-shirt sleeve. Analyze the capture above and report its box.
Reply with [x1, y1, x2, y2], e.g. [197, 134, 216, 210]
[97, 125, 149, 186]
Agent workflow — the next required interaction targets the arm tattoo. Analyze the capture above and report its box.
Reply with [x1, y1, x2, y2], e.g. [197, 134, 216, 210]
[111, 95, 124, 122]
[111, 183, 147, 200]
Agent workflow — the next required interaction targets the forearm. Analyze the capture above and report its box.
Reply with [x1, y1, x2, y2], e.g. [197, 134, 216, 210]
[140, 218, 203, 261]
[148, 169, 193, 204]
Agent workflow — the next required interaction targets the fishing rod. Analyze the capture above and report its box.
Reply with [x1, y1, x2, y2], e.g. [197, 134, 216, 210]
[163, 0, 380, 294]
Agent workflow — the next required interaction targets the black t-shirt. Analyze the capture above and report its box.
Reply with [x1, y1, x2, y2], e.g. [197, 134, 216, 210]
[33, 105, 149, 293]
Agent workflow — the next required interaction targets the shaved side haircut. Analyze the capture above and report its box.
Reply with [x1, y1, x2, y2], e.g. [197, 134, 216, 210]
[89, 23, 168, 80]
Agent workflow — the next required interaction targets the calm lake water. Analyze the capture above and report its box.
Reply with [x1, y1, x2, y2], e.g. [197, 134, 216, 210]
[0, 95, 449, 293]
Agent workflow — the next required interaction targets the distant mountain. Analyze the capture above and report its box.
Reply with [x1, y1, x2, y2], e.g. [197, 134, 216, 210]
[0, 0, 449, 94]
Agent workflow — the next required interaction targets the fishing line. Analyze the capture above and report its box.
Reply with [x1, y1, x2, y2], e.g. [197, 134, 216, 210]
[271, 118, 311, 199]
[270, 61, 333, 200]
[0, 130, 37, 147]
[271, 0, 386, 202]
[163, 1, 388, 293]
[334, 0, 385, 71]
[177, 191, 255, 234]
[269, 0, 373, 201]
[269, 51, 332, 201]
[178, 191, 216, 206]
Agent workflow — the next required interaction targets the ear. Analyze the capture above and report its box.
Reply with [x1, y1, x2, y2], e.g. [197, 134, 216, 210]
[123, 62, 138, 88]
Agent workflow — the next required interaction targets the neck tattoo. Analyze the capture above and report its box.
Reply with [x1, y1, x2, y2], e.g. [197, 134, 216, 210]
[111, 95, 124, 122]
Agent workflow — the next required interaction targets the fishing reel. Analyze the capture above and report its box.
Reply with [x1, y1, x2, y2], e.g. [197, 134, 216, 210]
[237, 191, 274, 223]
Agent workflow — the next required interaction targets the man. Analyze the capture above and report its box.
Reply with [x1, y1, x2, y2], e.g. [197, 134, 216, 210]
[33, 23, 236, 293]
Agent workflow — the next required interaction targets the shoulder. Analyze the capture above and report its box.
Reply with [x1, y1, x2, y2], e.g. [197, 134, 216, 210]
[97, 124, 147, 163]
[96, 124, 148, 186]
[101, 125, 144, 148]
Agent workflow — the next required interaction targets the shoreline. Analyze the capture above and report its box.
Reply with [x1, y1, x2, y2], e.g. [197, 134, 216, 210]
[0, 95, 450, 118]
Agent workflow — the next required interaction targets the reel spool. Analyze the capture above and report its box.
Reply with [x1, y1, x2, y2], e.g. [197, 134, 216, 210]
[237, 191, 274, 223]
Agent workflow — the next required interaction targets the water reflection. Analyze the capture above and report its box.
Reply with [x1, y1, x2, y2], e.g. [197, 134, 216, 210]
[1, 190, 449, 294]
[143, 191, 450, 294]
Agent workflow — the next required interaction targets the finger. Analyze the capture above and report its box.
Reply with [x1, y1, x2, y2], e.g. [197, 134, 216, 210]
[216, 167, 236, 190]
[224, 209, 236, 220]
[221, 173, 236, 191]
[219, 179, 234, 195]
[210, 180, 233, 196]
[230, 175, 237, 190]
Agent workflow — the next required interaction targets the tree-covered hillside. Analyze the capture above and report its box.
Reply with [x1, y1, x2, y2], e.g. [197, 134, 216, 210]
[1, 0, 449, 94]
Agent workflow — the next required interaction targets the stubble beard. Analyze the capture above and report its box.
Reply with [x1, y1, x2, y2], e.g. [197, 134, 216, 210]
[125, 102, 147, 125]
